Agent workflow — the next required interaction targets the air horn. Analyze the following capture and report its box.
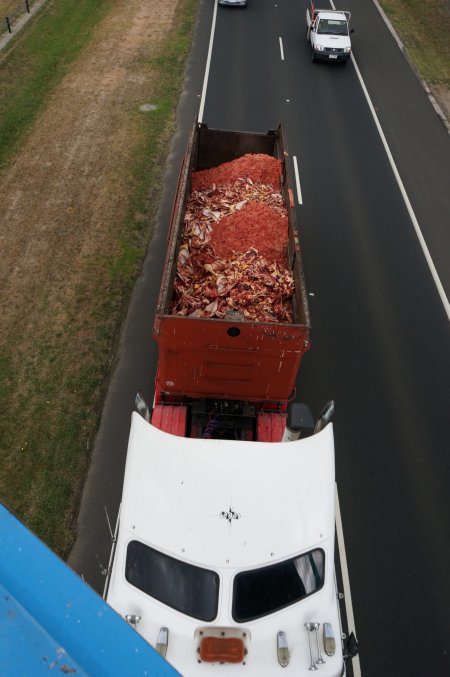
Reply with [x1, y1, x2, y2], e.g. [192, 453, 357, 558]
[313, 623, 326, 665]
[304, 623, 318, 670]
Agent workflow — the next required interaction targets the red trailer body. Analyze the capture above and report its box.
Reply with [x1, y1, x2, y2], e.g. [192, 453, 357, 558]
[153, 316, 308, 402]
[152, 122, 311, 440]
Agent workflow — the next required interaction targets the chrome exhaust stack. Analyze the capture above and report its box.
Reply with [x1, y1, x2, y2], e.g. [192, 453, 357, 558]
[304, 623, 318, 670]
[313, 623, 325, 665]
[313, 400, 335, 434]
[135, 391, 150, 421]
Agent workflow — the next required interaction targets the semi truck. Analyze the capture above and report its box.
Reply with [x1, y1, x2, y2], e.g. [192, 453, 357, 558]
[104, 122, 359, 675]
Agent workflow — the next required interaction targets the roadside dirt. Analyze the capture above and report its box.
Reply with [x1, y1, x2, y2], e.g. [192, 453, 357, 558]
[0, 0, 177, 351]
[0, 0, 182, 546]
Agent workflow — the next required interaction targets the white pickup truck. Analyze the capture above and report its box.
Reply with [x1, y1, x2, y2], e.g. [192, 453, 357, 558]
[306, 2, 354, 64]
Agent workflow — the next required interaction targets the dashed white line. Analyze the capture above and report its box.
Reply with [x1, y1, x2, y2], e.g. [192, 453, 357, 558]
[279, 37, 285, 61]
[293, 156, 303, 204]
[335, 483, 362, 677]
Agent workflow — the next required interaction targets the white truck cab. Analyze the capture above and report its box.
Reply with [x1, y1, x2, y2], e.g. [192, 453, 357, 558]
[306, 3, 354, 64]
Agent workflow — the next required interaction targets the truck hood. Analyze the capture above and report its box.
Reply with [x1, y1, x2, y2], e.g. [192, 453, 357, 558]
[116, 413, 336, 569]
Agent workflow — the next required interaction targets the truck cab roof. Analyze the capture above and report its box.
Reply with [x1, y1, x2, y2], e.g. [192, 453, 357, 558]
[316, 11, 348, 21]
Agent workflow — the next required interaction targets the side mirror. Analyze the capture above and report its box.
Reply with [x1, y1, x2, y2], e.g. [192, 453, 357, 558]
[343, 632, 359, 661]
[350, 28, 355, 34]
[286, 402, 315, 439]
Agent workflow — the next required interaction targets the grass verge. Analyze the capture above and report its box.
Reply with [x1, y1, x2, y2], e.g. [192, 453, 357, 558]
[0, 0, 113, 168]
[379, 0, 450, 89]
[0, 0, 198, 555]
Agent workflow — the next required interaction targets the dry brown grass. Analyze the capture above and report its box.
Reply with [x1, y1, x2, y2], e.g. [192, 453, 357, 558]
[0, 0, 195, 553]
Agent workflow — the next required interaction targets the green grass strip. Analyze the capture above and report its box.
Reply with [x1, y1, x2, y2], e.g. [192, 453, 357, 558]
[0, 0, 111, 169]
[379, 0, 450, 87]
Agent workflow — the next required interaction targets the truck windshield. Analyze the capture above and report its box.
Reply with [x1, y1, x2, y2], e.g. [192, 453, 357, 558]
[232, 549, 325, 622]
[125, 540, 220, 621]
[318, 19, 348, 35]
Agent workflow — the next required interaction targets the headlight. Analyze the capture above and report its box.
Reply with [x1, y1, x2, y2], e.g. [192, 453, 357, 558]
[315, 44, 324, 52]
[344, 46, 351, 53]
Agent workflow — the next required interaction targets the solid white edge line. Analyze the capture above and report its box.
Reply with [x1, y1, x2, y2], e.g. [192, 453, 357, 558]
[293, 156, 303, 204]
[350, 53, 450, 321]
[329, 0, 450, 323]
[198, 0, 218, 123]
[335, 483, 362, 677]
[279, 36, 285, 61]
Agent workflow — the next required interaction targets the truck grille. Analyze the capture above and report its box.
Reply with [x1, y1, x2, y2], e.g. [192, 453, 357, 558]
[324, 47, 344, 54]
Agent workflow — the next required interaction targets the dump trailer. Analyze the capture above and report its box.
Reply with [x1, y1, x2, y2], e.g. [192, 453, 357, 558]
[152, 121, 311, 441]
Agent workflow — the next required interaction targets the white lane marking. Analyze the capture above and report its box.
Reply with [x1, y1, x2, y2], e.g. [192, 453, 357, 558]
[329, 0, 450, 322]
[335, 483, 362, 677]
[293, 156, 303, 204]
[198, 0, 218, 123]
[279, 37, 285, 61]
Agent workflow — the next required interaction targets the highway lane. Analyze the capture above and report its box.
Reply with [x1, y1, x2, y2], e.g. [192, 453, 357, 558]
[68, 0, 450, 674]
[208, 0, 450, 298]
[342, 0, 450, 295]
[205, 1, 450, 675]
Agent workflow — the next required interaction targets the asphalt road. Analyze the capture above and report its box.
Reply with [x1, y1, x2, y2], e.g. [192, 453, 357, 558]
[69, 1, 450, 675]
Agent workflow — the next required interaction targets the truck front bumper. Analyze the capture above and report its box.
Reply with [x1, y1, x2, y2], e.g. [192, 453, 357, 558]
[313, 49, 350, 63]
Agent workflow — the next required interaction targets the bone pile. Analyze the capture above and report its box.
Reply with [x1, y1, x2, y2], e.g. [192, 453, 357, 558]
[171, 154, 295, 323]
